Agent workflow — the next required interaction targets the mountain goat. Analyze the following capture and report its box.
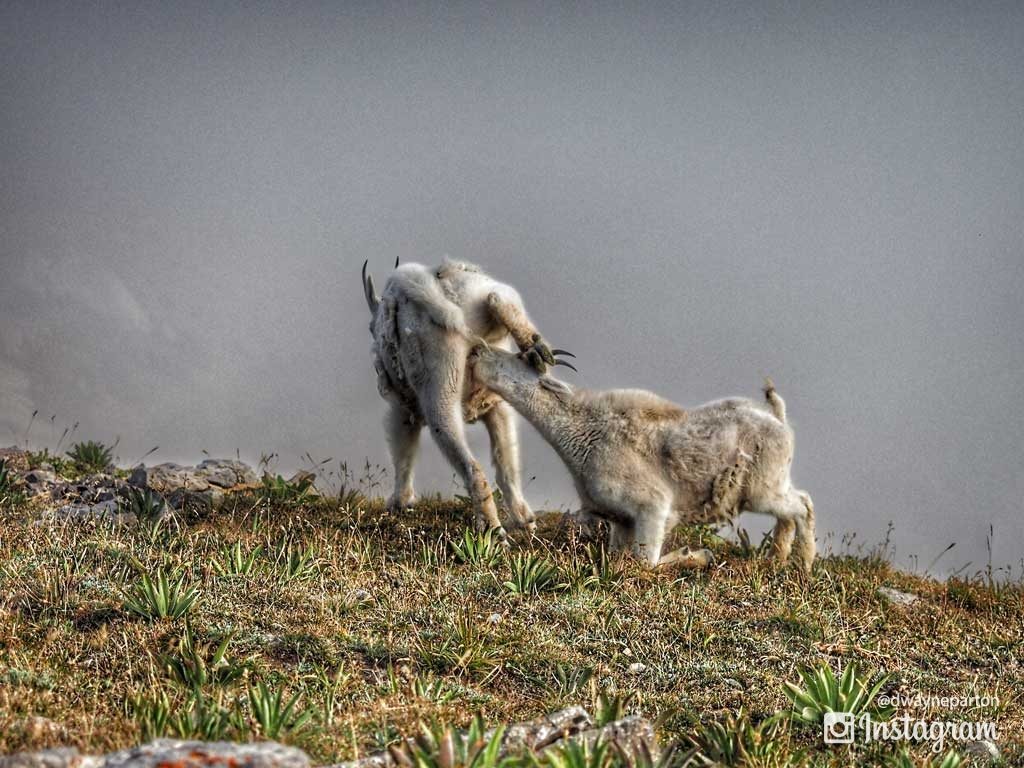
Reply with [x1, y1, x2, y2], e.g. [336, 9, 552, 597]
[361, 258, 570, 534]
[469, 347, 816, 572]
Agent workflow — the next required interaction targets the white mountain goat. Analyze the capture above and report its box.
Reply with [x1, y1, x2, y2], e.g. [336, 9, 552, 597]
[361, 258, 573, 534]
[469, 347, 816, 572]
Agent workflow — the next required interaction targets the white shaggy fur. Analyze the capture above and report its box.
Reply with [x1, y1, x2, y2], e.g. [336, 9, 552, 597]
[362, 259, 555, 533]
[470, 348, 816, 572]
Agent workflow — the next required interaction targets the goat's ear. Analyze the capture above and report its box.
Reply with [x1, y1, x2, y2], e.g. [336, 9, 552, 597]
[539, 376, 573, 398]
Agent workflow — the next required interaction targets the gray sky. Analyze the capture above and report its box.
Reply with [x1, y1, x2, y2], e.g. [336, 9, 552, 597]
[2, 1, 1022, 576]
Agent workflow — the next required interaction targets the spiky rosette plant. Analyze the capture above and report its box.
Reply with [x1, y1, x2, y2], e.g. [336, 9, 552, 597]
[67, 440, 114, 473]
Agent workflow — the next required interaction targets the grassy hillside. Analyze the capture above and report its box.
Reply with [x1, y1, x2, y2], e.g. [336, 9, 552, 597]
[0, 488, 1019, 767]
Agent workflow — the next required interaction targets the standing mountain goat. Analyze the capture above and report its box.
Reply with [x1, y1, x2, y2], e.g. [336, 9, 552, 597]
[469, 347, 816, 572]
[362, 258, 572, 534]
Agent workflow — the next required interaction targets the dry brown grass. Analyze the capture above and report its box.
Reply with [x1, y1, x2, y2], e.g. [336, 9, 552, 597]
[0, 493, 1019, 767]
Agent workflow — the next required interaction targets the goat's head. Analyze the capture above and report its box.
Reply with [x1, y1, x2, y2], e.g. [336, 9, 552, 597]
[469, 346, 576, 400]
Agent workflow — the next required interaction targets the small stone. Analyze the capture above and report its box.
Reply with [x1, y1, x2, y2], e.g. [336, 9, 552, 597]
[23, 468, 58, 486]
[169, 487, 224, 512]
[963, 739, 1000, 761]
[198, 465, 238, 488]
[128, 465, 148, 488]
[487, 613, 502, 624]
[353, 589, 371, 602]
[878, 586, 920, 606]
[288, 470, 320, 496]
[627, 662, 647, 674]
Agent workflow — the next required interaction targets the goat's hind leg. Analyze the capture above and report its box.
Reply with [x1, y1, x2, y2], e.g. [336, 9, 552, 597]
[384, 405, 421, 511]
[754, 489, 815, 574]
[701, 448, 751, 524]
[769, 518, 797, 563]
[793, 491, 816, 575]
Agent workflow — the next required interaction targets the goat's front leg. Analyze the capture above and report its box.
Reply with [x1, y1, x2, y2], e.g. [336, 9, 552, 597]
[384, 405, 421, 511]
[485, 291, 555, 371]
[631, 502, 672, 565]
[482, 402, 535, 531]
[607, 520, 632, 553]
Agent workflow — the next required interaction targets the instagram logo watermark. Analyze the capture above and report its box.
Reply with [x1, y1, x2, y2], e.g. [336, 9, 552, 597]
[821, 709, 999, 752]
[822, 712, 856, 744]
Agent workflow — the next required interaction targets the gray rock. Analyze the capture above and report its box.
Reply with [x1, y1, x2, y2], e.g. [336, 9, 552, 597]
[0, 742, 308, 768]
[0, 748, 101, 768]
[169, 487, 225, 512]
[878, 586, 920, 606]
[45, 473, 125, 503]
[963, 739, 1000, 761]
[559, 716, 657, 761]
[327, 710, 658, 768]
[41, 500, 135, 526]
[22, 468, 58, 486]
[102, 741, 309, 768]
[128, 465, 148, 488]
[197, 465, 238, 488]
[146, 464, 210, 494]
[198, 459, 258, 486]
[329, 707, 597, 768]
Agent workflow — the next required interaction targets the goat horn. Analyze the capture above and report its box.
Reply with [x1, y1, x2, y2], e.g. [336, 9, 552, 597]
[362, 259, 380, 313]
[395, 256, 400, 268]
[551, 349, 576, 358]
[554, 359, 578, 372]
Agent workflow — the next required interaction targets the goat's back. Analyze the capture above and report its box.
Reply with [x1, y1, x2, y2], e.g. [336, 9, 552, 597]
[657, 398, 793, 496]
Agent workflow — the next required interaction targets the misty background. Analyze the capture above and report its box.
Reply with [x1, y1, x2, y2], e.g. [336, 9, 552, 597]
[2, 1, 1022, 576]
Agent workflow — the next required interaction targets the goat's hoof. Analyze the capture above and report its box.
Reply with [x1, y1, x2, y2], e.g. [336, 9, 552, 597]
[534, 338, 556, 366]
[659, 547, 715, 569]
[524, 348, 547, 373]
[491, 527, 511, 547]
[385, 493, 416, 512]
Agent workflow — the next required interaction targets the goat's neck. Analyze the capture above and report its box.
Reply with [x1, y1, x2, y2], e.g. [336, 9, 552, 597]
[502, 383, 606, 473]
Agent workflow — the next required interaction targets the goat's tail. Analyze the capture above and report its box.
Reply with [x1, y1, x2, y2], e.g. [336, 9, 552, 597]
[763, 377, 787, 423]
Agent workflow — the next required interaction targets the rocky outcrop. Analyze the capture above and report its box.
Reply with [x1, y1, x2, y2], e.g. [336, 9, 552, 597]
[328, 707, 657, 768]
[131, 460, 257, 494]
[0, 446, 30, 473]
[0, 741, 308, 768]
[11, 454, 260, 521]
[0, 711, 656, 768]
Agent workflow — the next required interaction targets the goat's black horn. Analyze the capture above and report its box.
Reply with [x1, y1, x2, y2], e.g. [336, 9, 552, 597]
[554, 359, 578, 372]
[551, 349, 576, 358]
[395, 256, 400, 268]
[362, 259, 368, 284]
